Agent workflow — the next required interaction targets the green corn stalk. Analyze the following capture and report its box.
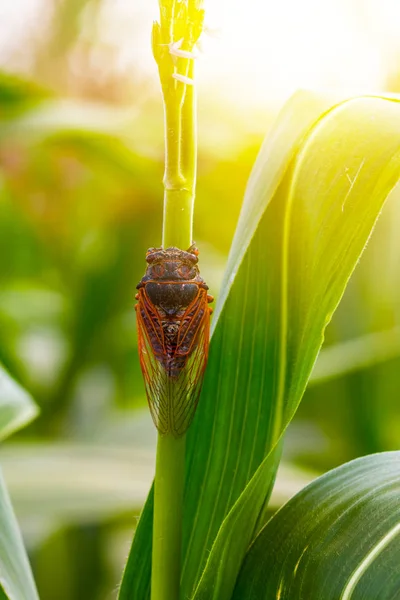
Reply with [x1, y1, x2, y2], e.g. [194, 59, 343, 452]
[150, 2, 204, 600]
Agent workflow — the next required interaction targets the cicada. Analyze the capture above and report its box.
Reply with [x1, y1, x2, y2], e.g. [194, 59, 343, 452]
[135, 244, 213, 437]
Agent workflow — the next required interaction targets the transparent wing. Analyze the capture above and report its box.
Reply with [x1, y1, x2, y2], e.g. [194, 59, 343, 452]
[170, 293, 210, 436]
[136, 289, 168, 433]
[136, 288, 210, 437]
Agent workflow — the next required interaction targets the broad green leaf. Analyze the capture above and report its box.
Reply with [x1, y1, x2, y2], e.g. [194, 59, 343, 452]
[233, 452, 400, 600]
[0, 365, 38, 441]
[0, 469, 39, 600]
[119, 91, 340, 599]
[193, 94, 400, 600]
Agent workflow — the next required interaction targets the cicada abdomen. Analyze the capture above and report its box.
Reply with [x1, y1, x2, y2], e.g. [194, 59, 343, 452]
[135, 244, 213, 437]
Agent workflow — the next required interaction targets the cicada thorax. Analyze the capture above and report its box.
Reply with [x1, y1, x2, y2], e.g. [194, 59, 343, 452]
[144, 284, 203, 375]
[135, 244, 213, 436]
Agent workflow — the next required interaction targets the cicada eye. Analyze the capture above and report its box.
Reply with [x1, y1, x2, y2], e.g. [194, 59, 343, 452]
[178, 264, 195, 278]
[152, 263, 165, 277]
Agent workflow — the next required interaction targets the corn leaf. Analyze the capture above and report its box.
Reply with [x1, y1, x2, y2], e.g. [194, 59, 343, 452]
[233, 452, 400, 600]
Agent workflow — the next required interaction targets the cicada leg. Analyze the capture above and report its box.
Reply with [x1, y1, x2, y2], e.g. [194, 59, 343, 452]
[134, 293, 139, 311]
[187, 243, 199, 256]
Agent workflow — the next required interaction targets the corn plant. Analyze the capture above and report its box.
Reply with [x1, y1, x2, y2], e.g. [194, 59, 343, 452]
[118, 2, 400, 600]
[1, 1, 400, 599]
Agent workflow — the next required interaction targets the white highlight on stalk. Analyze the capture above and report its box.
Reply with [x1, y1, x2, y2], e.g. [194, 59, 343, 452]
[173, 73, 195, 85]
[168, 38, 199, 59]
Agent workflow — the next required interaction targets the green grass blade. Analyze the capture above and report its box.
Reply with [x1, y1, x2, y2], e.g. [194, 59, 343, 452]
[233, 452, 400, 600]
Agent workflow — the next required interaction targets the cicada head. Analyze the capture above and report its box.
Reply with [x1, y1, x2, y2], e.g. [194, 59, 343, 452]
[136, 244, 207, 317]
[139, 244, 202, 284]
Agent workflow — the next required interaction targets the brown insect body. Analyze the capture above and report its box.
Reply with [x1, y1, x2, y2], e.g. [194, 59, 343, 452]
[136, 244, 212, 436]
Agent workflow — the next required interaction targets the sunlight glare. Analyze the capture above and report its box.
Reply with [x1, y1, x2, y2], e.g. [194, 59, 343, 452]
[198, 0, 391, 106]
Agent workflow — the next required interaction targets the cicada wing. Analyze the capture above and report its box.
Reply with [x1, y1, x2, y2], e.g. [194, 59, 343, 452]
[136, 290, 170, 435]
[137, 289, 165, 355]
[136, 288, 211, 437]
[169, 292, 211, 437]
[176, 287, 208, 354]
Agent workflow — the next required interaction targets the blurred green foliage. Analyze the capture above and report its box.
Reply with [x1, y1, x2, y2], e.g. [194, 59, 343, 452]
[1, 1, 400, 598]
